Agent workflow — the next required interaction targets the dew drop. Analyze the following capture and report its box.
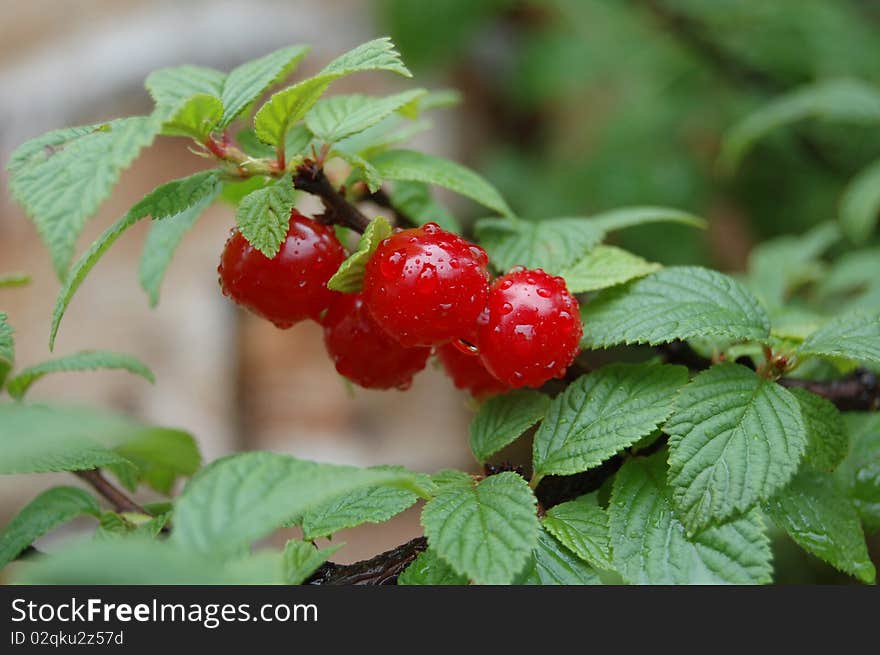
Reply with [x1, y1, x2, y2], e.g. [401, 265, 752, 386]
[468, 246, 488, 266]
[537, 288, 551, 298]
[380, 251, 406, 279]
[514, 324, 535, 340]
[453, 338, 479, 355]
[416, 264, 438, 294]
[500, 279, 513, 290]
[423, 222, 440, 235]
[526, 276, 536, 285]
[501, 302, 514, 315]
[449, 258, 460, 268]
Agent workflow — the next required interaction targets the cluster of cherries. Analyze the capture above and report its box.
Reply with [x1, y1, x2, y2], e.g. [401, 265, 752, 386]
[219, 210, 582, 396]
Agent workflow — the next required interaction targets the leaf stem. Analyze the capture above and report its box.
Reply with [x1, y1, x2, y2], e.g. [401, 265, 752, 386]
[73, 469, 148, 515]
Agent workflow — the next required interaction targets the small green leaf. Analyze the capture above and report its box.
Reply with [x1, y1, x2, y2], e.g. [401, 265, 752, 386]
[307, 89, 427, 143]
[840, 158, 880, 244]
[219, 44, 310, 128]
[581, 267, 771, 349]
[514, 528, 602, 585]
[789, 388, 848, 472]
[610, 452, 772, 584]
[171, 452, 431, 558]
[798, 312, 880, 366]
[0, 273, 31, 288]
[431, 469, 473, 491]
[666, 363, 807, 532]
[6, 351, 154, 400]
[387, 181, 460, 234]
[561, 245, 661, 294]
[371, 149, 512, 218]
[113, 428, 202, 495]
[398, 548, 468, 585]
[0, 313, 14, 389]
[282, 539, 342, 585]
[587, 206, 707, 233]
[469, 390, 550, 464]
[327, 216, 392, 293]
[301, 483, 419, 541]
[0, 487, 100, 569]
[145, 65, 224, 112]
[160, 94, 223, 139]
[333, 148, 383, 193]
[542, 493, 612, 571]
[766, 470, 875, 583]
[421, 472, 539, 585]
[235, 178, 297, 258]
[533, 363, 688, 479]
[836, 413, 880, 532]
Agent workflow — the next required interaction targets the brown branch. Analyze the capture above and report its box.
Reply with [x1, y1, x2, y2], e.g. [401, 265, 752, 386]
[293, 160, 372, 233]
[307, 537, 427, 585]
[364, 187, 417, 229]
[73, 469, 148, 515]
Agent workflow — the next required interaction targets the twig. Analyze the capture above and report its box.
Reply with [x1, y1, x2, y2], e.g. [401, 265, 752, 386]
[363, 187, 417, 229]
[293, 160, 372, 233]
[73, 469, 148, 515]
[307, 537, 427, 585]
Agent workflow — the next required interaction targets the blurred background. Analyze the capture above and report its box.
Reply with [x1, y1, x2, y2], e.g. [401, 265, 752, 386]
[1, 0, 878, 581]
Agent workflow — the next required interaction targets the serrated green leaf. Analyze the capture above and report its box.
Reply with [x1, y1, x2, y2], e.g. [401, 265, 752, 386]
[145, 65, 224, 111]
[610, 453, 772, 584]
[789, 388, 848, 472]
[837, 413, 880, 532]
[160, 94, 223, 139]
[327, 216, 392, 293]
[533, 363, 688, 479]
[469, 390, 550, 464]
[666, 363, 807, 532]
[282, 539, 342, 585]
[171, 452, 430, 558]
[336, 116, 432, 159]
[6, 351, 154, 400]
[0, 313, 14, 389]
[431, 469, 473, 491]
[840, 158, 880, 244]
[514, 528, 602, 585]
[7, 116, 160, 278]
[0, 487, 100, 569]
[254, 37, 411, 146]
[561, 245, 661, 294]
[48, 171, 223, 349]
[721, 79, 880, 171]
[387, 180, 460, 234]
[94, 511, 169, 540]
[138, 172, 222, 306]
[333, 148, 383, 193]
[587, 206, 707, 233]
[766, 470, 875, 583]
[542, 493, 612, 571]
[398, 548, 468, 585]
[798, 312, 880, 366]
[220, 176, 271, 205]
[301, 483, 418, 541]
[219, 45, 310, 128]
[307, 89, 426, 144]
[113, 428, 201, 495]
[421, 471, 539, 585]
[581, 267, 771, 349]
[235, 179, 296, 258]
[0, 273, 31, 288]
[371, 149, 512, 218]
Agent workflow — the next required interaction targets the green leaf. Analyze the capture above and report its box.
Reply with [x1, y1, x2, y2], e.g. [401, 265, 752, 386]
[0, 273, 31, 288]
[7, 117, 160, 278]
[0, 313, 14, 389]
[561, 245, 661, 294]
[766, 470, 875, 583]
[431, 469, 473, 491]
[387, 180, 460, 234]
[235, 179, 297, 258]
[721, 79, 880, 171]
[334, 148, 383, 193]
[532, 363, 688, 479]
[113, 428, 201, 495]
[542, 493, 612, 571]
[398, 548, 468, 585]
[840, 158, 880, 244]
[94, 511, 169, 540]
[145, 64, 224, 112]
[587, 206, 707, 233]
[326, 216, 392, 293]
[514, 528, 602, 585]
[666, 363, 807, 532]
[6, 351, 154, 400]
[610, 453, 772, 584]
[138, 172, 222, 306]
[371, 149, 512, 218]
[48, 171, 222, 349]
[219, 45, 310, 128]
[220, 176, 271, 205]
[254, 37, 411, 146]
[282, 539, 342, 585]
[160, 94, 223, 139]
[421, 471, 539, 585]
[837, 413, 880, 532]
[0, 487, 100, 569]
[789, 388, 848, 472]
[581, 267, 771, 349]
[307, 89, 427, 143]
[469, 390, 549, 464]
[301, 483, 419, 541]
[798, 312, 880, 366]
[171, 452, 430, 558]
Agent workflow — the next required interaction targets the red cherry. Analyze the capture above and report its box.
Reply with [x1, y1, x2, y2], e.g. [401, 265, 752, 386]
[323, 293, 430, 390]
[218, 209, 346, 328]
[477, 268, 582, 388]
[437, 338, 510, 398]
[362, 223, 490, 347]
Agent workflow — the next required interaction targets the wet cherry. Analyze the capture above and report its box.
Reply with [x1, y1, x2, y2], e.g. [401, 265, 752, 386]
[437, 338, 510, 398]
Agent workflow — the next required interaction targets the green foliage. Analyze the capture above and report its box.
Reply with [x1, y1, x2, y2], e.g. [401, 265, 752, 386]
[6, 351, 154, 400]
[282, 539, 343, 585]
[469, 389, 549, 464]
[789, 388, 849, 472]
[421, 471, 539, 584]
[160, 95, 223, 140]
[836, 413, 880, 532]
[840, 158, 880, 244]
[666, 363, 806, 532]
[541, 493, 612, 571]
[798, 312, 880, 366]
[386, 180, 460, 233]
[532, 363, 688, 480]
[235, 178, 297, 258]
[306, 89, 426, 143]
[0, 273, 31, 288]
[0, 487, 100, 569]
[561, 245, 661, 294]
[610, 452, 773, 584]
[514, 528, 602, 585]
[398, 549, 468, 585]
[145, 65, 224, 115]
[113, 428, 201, 495]
[0, 313, 13, 389]
[327, 216, 392, 292]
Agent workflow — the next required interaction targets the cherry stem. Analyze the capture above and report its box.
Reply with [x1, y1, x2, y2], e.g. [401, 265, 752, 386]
[292, 160, 372, 233]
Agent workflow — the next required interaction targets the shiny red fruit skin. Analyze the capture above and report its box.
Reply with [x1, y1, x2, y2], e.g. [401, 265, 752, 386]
[218, 209, 346, 328]
[362, 223, 491, 347]
[437, 340, 510, 398]
[323, 293, 431, 390]
[477, 268, 582, 388]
